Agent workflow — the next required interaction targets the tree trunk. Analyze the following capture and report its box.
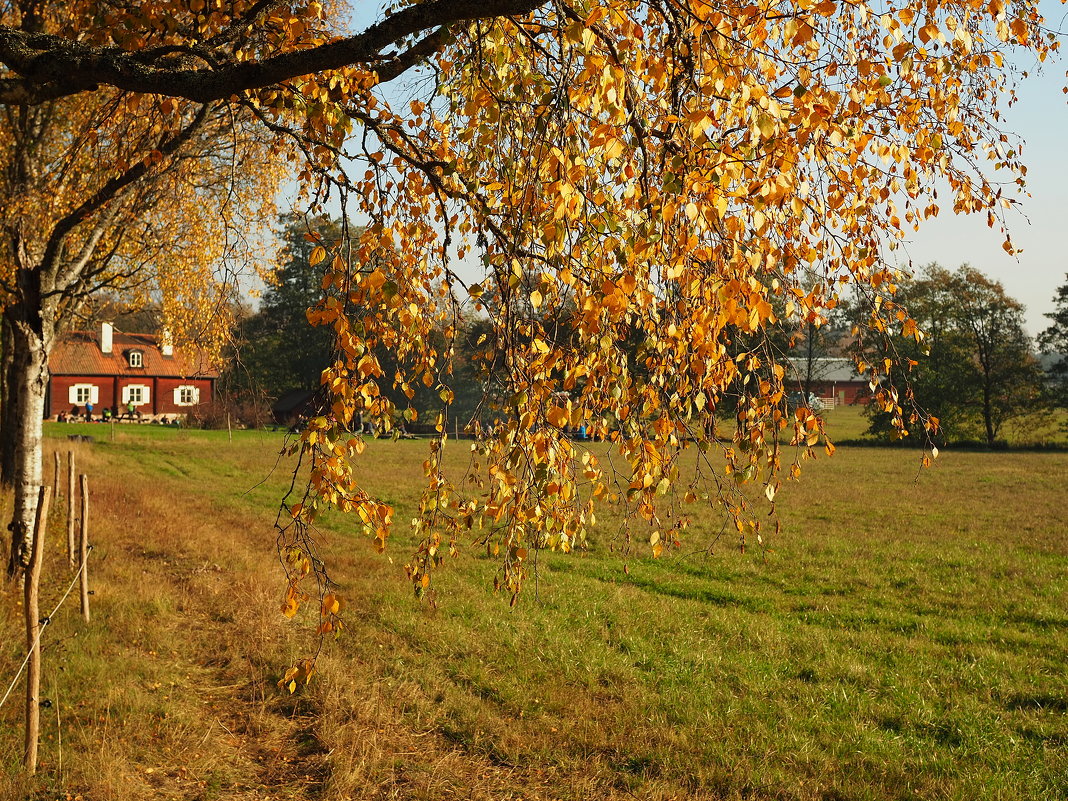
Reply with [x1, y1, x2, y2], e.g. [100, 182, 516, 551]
[803, 320, 816, 398]
[982, 380, 995, 447]
[0, 308, 19, 488]
[6, 323, 49, 580]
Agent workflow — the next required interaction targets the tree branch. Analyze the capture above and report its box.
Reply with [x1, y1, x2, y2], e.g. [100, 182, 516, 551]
[0, 0, 547, 104]
[39, 104, 211, 281]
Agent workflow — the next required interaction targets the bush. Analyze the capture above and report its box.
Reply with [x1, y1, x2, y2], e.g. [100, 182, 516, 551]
[190, 395, 273, 429]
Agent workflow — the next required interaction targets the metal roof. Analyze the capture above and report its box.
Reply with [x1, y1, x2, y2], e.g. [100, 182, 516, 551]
[785, 357, 865, 383]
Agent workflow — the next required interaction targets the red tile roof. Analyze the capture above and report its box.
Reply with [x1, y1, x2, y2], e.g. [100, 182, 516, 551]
[50, 331, 219, 379]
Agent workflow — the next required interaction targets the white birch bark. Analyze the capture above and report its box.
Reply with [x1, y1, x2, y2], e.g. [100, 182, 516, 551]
[6, 321, 49, 577]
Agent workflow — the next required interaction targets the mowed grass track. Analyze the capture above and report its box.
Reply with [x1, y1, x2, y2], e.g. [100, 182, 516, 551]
[1, 418, 1065, 800]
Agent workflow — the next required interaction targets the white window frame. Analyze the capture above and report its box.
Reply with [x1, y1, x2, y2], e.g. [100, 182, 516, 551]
[122, 384, 151, 406]
[174, 385, 200, 406]
[69, 383, 98, 405]
[128, 350, 143, 368]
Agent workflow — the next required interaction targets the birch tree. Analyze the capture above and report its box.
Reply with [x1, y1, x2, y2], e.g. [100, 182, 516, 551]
[0, 86, 287, 576]
[0, 0, 1061, 605]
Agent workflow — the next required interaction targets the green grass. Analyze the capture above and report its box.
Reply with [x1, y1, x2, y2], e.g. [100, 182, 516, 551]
[823, 405, 1068, 447]
[1, 425, 1065, 799]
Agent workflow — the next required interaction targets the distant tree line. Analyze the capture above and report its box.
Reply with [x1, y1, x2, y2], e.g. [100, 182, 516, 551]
[208, 226, 1068, 447]
[1038, 273, 1068, 410]
[213, 214, 489, 431]
[853, 264, 1067, 447]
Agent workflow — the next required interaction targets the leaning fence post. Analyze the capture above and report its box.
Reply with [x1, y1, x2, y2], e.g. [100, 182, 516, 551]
[79, 474, 90, 623]
[53, 452, 60, 499]
[24, 485, 51, 776]
[67, 452, 76, 567]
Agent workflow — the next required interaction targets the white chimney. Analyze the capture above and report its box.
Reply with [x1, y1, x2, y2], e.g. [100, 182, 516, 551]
[160, 329, 173, 357]
[101, 322, 113, 354]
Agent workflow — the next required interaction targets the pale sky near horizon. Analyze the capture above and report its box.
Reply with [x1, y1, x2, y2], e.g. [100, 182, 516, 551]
[306, 1, 1068, 337]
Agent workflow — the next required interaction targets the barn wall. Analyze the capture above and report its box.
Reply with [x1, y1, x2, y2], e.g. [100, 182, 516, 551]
[809, 380, 873, 405]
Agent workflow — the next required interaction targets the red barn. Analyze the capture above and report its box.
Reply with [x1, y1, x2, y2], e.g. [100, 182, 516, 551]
[789, 357, 874, 407]
[47, 322, 218, 420]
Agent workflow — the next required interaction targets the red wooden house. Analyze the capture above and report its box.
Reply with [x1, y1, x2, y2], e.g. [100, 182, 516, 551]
[47, 322, 218, 420]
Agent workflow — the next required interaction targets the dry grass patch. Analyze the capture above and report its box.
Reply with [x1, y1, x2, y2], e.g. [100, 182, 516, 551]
[1, 434, 326, 800]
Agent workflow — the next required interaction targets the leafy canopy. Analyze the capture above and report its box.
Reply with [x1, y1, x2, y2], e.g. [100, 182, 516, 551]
[4, 0, 1061, 643]
[268, 0, 1061, 616]
[1038, 274, 1068, 407]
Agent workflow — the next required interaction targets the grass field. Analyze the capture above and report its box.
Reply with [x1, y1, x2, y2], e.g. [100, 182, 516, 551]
[0, 413, 1065, 800]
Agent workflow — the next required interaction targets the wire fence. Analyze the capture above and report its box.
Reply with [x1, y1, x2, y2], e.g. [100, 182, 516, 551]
[0, 546, 94, 713]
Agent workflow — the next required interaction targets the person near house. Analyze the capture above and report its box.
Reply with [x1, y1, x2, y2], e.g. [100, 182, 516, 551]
[126, 401, 137, 420]
[85, 401, 94, 421]
[102, 407, 111, 422]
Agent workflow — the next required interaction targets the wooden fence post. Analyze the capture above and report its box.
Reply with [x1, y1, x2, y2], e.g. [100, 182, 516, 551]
[67, 452, 76, 567]
[24, 485, 51, 776]
[53, 452, 60, 498]
[79, 474, 90, 623]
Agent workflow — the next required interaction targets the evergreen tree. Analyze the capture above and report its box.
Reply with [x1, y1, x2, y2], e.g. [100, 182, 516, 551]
[232, 215, 342, 401]
[1038, 275, 1068, 408]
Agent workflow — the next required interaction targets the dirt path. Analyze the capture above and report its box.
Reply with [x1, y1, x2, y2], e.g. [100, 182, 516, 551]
[0, 441, 337, 801]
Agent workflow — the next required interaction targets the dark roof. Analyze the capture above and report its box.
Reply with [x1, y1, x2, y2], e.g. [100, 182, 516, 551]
[50, 331, 219, 378]
[271, 389, 317, 416]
